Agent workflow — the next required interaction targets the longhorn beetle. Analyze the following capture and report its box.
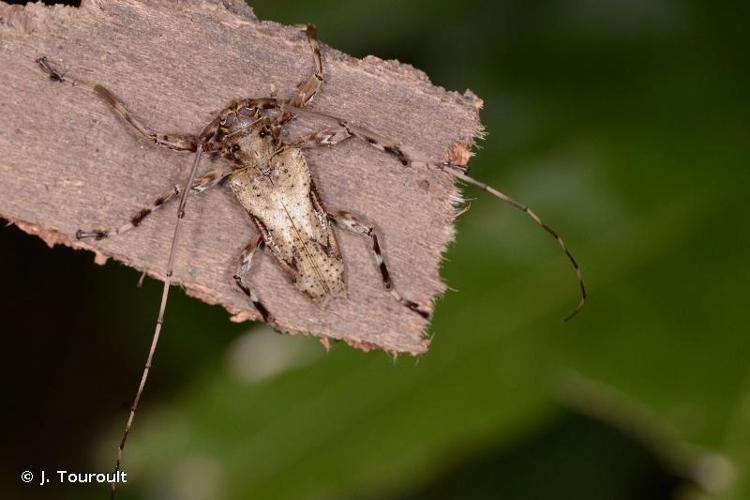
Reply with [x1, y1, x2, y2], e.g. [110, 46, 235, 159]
[36, 24, 585, 498]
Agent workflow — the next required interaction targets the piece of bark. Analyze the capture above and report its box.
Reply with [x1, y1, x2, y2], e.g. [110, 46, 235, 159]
[0, 0, 483, 355]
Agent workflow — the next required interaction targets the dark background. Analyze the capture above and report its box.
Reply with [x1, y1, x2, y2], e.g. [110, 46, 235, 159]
[2, 0, 748, 499]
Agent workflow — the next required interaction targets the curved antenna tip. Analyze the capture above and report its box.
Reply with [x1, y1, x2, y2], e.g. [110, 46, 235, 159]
[562, 281, 587, 322]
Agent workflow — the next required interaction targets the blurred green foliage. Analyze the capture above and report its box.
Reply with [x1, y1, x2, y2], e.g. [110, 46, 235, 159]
[3, 0, 749, 499]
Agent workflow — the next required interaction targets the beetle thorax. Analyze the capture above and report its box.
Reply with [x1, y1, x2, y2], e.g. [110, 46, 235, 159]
[217, 107, 280, 169]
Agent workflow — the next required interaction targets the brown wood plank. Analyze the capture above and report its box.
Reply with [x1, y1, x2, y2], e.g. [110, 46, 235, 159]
[0, 0, 483, 354]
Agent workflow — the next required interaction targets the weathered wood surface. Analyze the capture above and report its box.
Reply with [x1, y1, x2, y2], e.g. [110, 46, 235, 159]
[0, 0, 483, 354]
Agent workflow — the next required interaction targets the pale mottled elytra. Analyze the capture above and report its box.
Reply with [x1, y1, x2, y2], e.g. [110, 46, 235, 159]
[37, 24, 585, 498]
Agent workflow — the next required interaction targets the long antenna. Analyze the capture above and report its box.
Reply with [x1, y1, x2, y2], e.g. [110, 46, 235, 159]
[277, 103, 586, 320]
[280, 104, 586, 320]
[110, 145, 205, 498]
[442, 163, 586, 321]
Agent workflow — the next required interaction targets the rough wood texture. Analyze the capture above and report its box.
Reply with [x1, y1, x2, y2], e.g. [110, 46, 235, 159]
[0, 0, 483, 354]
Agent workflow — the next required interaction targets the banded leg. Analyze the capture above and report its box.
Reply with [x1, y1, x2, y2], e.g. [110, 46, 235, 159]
[280, 25, 323, 124]
[292, 126, 352, 149]
[281, 106, 586, 320]
[284, 116, 409, 166]
[36, 56, 197, 152]
[330, 209, 430, 319]
[233, 237, 276, 326]
[76, 167, 232, 240]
